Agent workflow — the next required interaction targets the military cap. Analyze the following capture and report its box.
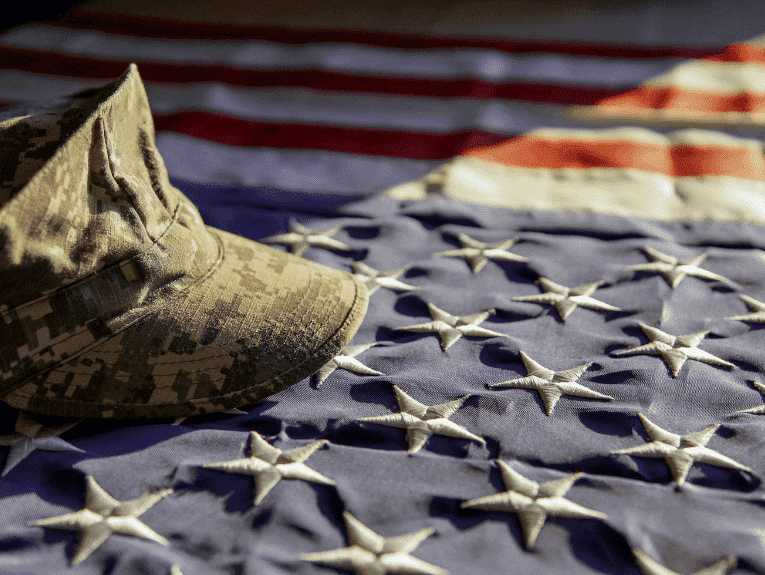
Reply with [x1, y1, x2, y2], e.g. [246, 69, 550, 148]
[0, 65, 368, 418]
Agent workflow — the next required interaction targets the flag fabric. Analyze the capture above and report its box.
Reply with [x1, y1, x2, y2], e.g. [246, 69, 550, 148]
[2, 6, 765, 575]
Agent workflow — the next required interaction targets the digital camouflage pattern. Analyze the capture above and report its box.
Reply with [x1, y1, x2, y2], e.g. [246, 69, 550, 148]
[0, 65, 369, 418]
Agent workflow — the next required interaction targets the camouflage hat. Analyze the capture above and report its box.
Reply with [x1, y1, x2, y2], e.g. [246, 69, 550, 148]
[0, 65, 368, 419]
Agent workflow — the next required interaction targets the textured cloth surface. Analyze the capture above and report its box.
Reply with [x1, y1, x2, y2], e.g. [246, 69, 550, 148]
[3, 195, 765, 574]
[2, 4, 765, 575]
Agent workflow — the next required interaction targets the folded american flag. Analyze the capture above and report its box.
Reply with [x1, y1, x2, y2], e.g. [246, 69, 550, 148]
[2, 7, 765, 575]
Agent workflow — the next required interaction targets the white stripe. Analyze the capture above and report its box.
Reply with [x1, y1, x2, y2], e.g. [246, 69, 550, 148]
[520, 126, 764, 149]
[445, 157, 765, 222]
[525, 126, 671, 145]
[0, 70, 620, 134]
[145, 84, 585, 133]
[387, 156, 765, 223]
[0, 71, 104, 101]
[156, 133, 439, 191]
[646, 59, 765, 93]
[430, 0, 765, 48]
[0, 24, 678, 87]
[669, 128, 765, 148]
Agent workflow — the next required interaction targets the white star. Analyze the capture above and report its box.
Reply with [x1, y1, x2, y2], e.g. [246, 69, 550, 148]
[262, 220, 350, 256]
[738, 380, 765, 415]
[29, 476, 171, 566]
[351, 262, 419, 295]
[629, 247, 729, 289]
[397, 302, 505, 351]
[727, 294, 765, 324]
[204, 432, 335, 505]
[633, 548, 736, 575]
[435, 233, 528, 273]
[613, 413, 750, 486]
[512, 278, 620, 321]
[302, 511, 446, 575]
[612, 323, 734, 377]
[461, 461, 606, 550]
[358, 385, 485, 454]
[0, 412, 83, 476]
[315, 343, 384, 387]
[490, 351, 612, 415]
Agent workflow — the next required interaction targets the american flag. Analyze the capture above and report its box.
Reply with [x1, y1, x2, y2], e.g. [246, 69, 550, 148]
[2, 5, 765, 574]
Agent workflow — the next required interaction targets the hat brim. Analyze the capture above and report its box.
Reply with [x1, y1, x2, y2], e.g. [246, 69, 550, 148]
[3, 227, 368, 418]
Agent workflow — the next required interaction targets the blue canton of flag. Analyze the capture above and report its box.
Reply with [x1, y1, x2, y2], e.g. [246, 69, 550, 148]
[7, 191, 763, 574]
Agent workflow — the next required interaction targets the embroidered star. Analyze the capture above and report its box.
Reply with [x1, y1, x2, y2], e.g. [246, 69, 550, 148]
[461, 461, 606, 550]
[262, 221, 350, 256]
[613, 413, 750, 486]
[632, 548, 736, 575]
[351, 262, 419, 295]
[629, 247, 729, 289]
[727, 294, 765, 324]
[315, 343, 383, 387]
[490, 351, 612, 415]
[396, 303, 505, 351]
[612, 323, 734, 377]
[739, 380, 765, 415]
[512, 278, 619, 321]
[302, 511, 446, 575]
[29, 475, 171, 566]
[204, 431, 334, 505]
[358, 385, 485, 454]
[0, 411, 83, 476]
[435, 233, 528, 273]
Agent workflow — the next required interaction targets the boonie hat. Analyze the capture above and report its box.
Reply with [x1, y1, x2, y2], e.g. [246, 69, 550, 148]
[0, 65, 368, 419]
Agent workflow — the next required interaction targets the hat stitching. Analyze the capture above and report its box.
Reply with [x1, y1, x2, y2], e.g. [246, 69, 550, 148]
[292, 262, 332, 337]
[25, 277, 366, 409]
[1, 221, 225, 396]
[15, 235, 356, 402]
[39, 266, 341, 367]
[0, 201, 219, 383]
[0, 196, 184, 322]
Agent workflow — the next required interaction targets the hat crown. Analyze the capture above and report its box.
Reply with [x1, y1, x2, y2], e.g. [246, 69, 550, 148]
[0, 65, 190, 309]
[0, 65, 221, 397]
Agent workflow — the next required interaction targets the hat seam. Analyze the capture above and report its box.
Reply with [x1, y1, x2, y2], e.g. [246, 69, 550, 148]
[23, 275, 367, 410]
[12, 246, 342, 410]
[0, 214, 225, 398]
[0, 196, 183, 321]
[44, 261, 339, 366]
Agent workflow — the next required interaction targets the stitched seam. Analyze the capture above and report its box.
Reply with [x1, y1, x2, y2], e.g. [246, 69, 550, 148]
[29, 256, 347, 365]
[6, 229, 225, 392]
[33, 270, 344, 366]
[1, 200, 183, 322]
[29, 276, 365, 408]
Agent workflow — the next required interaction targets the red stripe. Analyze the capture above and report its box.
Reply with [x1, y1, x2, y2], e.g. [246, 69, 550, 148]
[465, 136, 765, 180]
[0, 45, 627, 104]
[55, 9, 724, 60]
[595, 85, 765, 114]
[706, 43, 765, 65]
[154, 111, 510, 159]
